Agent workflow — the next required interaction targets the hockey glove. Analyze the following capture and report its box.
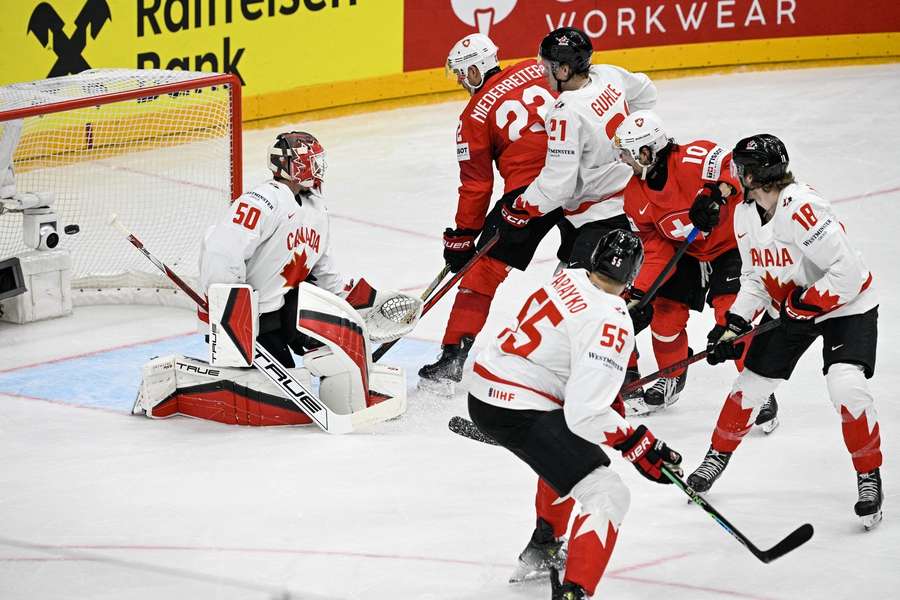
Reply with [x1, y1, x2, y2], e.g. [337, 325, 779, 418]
[706, 312, 752, 365]
[780, 287, 822, 335]
[625, 288, 653, 334]
[443, 227, 479, 273]
[689, 182, 726, 232]
[614, 425, 683, 484]
[500, 197, 531, 229]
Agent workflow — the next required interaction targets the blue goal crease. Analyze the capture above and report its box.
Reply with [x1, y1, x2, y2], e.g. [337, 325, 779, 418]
[0, 336, 438, 412]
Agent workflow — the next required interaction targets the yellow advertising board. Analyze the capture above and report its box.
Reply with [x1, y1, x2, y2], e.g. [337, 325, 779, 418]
[0, 0, 403, 117]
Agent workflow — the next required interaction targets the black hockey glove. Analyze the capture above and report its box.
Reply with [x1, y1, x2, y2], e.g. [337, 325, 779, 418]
[706, 312, 752, 365]
[625, 288, 653, 334]
[689, 182, 727, 232]
[443, 227, 479, 273]
[614, 425, 683, 484]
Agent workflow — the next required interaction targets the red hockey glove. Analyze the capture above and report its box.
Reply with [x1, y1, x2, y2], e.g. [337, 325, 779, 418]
[706, 312, 752, 365]
[442, 227, 479, 273]
[613, 425, 683, 484]
[689, 182, 726, 232]
[500, 198, 531, 229]
[780, 287, 823, 335]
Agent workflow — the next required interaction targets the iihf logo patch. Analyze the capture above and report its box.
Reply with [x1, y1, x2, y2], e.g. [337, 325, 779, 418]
[635, 118, 645, 127]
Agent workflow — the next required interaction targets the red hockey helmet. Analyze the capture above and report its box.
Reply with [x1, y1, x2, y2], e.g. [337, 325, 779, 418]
[268, 131, 326, 190]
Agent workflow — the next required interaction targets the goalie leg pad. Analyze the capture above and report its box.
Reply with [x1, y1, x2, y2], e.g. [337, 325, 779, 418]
[136, 355, 314, 426]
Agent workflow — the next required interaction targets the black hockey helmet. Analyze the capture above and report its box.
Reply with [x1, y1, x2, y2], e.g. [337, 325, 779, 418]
[539, 27, 593, 76]
[589, 229, 644, 285]
[731, 134, 789, 189]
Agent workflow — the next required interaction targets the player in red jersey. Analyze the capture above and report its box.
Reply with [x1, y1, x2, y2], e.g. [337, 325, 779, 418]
[613, 111, 777, 426]
[418, 33, 566, 395]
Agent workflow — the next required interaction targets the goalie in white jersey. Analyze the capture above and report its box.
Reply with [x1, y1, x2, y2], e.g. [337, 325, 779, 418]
[133, 132, 420, 427]
[469, 229, 683, 599]
[686, 134, 883, 530]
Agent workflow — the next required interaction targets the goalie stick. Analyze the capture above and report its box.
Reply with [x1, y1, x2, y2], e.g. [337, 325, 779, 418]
[372, 234, 499, 362]
[447, 416, 813, 563]
[624, 317, 782, 392]
[110, 214, 393, 434]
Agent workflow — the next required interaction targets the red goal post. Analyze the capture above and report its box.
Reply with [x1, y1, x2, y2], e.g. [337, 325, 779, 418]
[0, 69, 242, 306]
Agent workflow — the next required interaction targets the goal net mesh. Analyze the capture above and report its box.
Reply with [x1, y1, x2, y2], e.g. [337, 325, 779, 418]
[0, 69, 238, 301]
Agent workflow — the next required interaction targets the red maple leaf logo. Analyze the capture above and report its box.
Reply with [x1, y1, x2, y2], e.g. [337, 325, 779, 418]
[280, 248, 311, 289]
[760, 271, 796, 308]
[802, 285, 842, 313]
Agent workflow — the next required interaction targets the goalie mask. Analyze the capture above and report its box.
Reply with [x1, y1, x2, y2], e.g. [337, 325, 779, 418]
[269, 131, 326, 190]
[614, 110, 672, 180]
[447, 33, 500, 94]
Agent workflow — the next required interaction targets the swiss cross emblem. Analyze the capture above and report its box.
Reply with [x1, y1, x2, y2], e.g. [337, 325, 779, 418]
[635, 118, 644, 127]
[462, 39, 471, 47]
[659, 212, 705, 241]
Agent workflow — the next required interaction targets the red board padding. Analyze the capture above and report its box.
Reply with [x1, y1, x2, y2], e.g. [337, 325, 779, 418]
[403, 0, 900, 71]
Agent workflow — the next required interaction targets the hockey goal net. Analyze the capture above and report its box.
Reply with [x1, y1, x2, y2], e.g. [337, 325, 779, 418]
[0, 69, 241, 305]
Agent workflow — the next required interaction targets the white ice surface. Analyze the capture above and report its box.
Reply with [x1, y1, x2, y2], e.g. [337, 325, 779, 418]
[1, 64, 899, 599]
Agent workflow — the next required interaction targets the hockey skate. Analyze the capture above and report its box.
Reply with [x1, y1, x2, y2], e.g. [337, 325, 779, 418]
[417, 336, 474, 397]
[687, 446, 732, 493]
[855, 468, 883, 531]
[754, 394, 779, 434]
[622, 367, 650, 416]
[509, 518, 567, 584]
[549, 567, 586, 600]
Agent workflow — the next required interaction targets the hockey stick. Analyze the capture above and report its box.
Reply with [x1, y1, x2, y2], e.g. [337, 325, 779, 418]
[623, 317, 781, 392]
[422, 265, 452, 303]
[111, 214, 378, 434]
[447, 416, 813, 563]
[372, 233, 499, 362]
[631, 227, 700, 310]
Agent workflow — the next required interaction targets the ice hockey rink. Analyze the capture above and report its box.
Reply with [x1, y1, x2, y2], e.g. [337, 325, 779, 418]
[1, 63, 898, 599]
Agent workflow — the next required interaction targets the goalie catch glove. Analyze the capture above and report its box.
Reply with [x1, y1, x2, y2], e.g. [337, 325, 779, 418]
[345, 278, 423, 343]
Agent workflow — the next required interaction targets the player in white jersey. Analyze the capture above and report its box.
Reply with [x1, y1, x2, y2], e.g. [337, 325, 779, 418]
[686, 134, 883, 530]
[469, 230, 683, 599]
[199, 132, 395, 367]
[133, 132, 420, 427]
[501, 27, 657, 268]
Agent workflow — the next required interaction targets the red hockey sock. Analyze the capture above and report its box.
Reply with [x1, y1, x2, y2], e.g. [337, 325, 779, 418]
[840, 406, 883, 473]
[711, 391, 755, 453]
[535, 478, 575, 538]
[650, 297, 689, 377]
[442, 257, 508, 345]
[565, 513, 619, 596]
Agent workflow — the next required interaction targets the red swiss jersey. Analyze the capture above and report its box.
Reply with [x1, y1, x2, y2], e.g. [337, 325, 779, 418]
[454, 59, 557, 231]
[624, 140, 743, 292]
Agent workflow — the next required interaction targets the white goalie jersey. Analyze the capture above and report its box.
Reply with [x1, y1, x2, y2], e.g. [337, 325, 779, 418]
[517, 64, 657, 226]
[200, 179, 347, 316]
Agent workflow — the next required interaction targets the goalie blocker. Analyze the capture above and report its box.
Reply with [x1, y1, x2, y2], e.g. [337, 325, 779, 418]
[134, 281, 421, 426]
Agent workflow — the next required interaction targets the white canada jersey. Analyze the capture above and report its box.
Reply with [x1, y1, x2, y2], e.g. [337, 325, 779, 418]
[200, 180, 347, 314]
[517, 64, 657, 227]
[471, 269, 634, 445]
[729, 182, 876, 323]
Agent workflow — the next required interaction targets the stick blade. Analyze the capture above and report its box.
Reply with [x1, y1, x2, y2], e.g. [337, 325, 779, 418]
[756, 523, 814, 563]
[448, 416, 499, 445]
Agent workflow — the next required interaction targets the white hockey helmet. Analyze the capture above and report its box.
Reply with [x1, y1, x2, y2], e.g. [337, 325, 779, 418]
[614, 110, 671, 178]
[447, 33, 500, 93]
[268, 131, 326, 190]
